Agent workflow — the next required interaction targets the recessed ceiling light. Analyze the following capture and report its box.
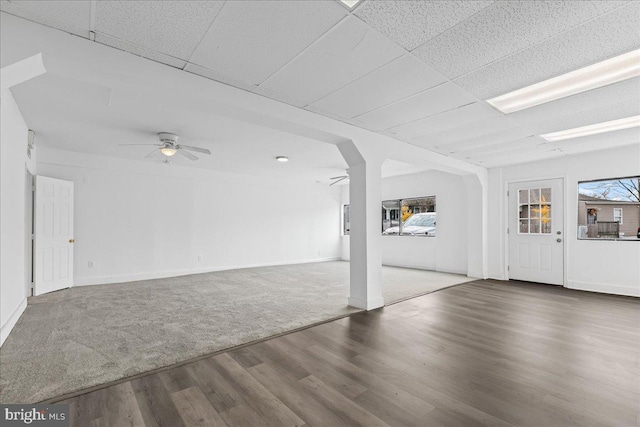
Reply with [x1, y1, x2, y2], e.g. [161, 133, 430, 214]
[487, 49, 640, 114]
[275, 156, 289, 162]
[540, 115, 640, 142]
[339, 0, 361, 9]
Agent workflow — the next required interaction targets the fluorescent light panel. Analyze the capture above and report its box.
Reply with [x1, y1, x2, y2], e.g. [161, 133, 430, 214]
[540, 115, 640, 142]
[487, 49, 640, 114]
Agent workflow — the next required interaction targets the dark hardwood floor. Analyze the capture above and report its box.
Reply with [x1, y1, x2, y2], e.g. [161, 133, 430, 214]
[56, 280, 640, 426]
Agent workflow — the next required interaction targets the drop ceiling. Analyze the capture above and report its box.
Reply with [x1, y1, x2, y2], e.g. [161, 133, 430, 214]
[1, 0, 639, 172]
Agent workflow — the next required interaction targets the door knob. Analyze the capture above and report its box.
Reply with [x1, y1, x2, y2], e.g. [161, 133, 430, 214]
[556, 238, 562, 242]
[69, 239, 75, 243]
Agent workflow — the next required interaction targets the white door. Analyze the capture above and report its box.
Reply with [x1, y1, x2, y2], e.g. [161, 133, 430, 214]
[34, 176, 74, 295]
[508, 178, 563, 285]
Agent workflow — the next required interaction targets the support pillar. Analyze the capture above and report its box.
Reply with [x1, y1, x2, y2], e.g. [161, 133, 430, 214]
[338, 141, 384, 310]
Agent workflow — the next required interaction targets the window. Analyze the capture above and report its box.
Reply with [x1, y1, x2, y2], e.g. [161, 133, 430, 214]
[381, 200, 400, 232]
[344, 196, 437, 237]
[578, 176, 639, 240]
[343, 204, 350, 235]
[518, 188, 552, 234]
[382, 196, 436, 236]
[614, 208, 623, 224]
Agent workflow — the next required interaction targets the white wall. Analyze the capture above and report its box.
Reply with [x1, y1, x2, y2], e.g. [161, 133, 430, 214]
[1, 89, 33, 346]
[488, 143, 640, 297]
[37, 148, 342, 286]
[341, 169, 469, 275]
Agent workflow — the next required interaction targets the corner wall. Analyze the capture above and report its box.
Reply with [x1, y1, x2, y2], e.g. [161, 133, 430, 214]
[488, 143, 640, 297]
[37, 149, 342, 286]
[341, 170, 469, 275]
[0, 89, 32, 346]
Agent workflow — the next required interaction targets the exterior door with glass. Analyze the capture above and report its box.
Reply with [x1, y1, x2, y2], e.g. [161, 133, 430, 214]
[508, 179, 564, 285]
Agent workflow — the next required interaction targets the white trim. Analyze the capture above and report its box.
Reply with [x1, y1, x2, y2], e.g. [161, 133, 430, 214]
[566, 280, 639, 298]
[73, 257, 342, 287]
[1, 298, 27, 347]
[348, 296, 385, 310]
[381, 262, 467, 276]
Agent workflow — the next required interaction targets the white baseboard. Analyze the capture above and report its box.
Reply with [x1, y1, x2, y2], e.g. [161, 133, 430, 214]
[566, 280, 639, 297]
[467, 270, 487, 279]
[437, 267, 469, 276]
[1, 298, 27, 347]
[348, 296, 385, 311]
[73, 257, 343, 287]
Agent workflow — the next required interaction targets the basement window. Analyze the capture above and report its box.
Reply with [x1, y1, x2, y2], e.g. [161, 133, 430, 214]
[578, 176, 639, 241]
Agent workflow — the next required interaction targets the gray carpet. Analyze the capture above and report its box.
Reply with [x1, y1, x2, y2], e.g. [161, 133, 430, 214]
[0, 261, 472, 403]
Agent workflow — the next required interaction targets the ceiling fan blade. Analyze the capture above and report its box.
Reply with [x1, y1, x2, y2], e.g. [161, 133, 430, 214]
[179, 144, 211, 154]
[119, 143, 161, 146]
[330, 176, 348, 186]
[145, 148, 160, 158]
[178, 149, 199, 161]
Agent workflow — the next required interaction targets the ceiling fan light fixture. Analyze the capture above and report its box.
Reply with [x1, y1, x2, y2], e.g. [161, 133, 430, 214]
[160, 147, 178, 156]
[276, 156, 289, 162]
[487, 49, 640, 114]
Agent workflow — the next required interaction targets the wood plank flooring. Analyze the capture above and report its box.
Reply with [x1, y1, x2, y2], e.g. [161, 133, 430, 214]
[57, 280, 640, 426]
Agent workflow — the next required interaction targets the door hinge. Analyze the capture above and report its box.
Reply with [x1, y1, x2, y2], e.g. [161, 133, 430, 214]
[507, 190, 509, 197]
[31, 234, 35, 240]
[507, 266, 510, 271]
[507, 228, 509, 234]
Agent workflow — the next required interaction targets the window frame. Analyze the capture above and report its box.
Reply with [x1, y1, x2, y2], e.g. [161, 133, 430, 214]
[613, 207, 623, 224]
[577, 175, 639, 241]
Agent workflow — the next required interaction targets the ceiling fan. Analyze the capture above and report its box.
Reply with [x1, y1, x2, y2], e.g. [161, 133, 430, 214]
[120, 132, 211, 161]
[329, 170, 349, 186]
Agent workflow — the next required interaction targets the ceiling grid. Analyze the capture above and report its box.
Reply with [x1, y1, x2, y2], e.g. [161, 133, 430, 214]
[1, 0, 638, 169]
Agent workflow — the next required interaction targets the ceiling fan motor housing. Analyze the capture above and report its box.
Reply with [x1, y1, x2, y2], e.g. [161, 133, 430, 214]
[158, 132, 179, 145]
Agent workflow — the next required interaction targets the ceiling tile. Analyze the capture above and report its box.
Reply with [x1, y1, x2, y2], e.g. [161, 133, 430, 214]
[189, 1, 347, 87]
[439, 127, 530, 153]
[413, 115, 517, 147]
[184, 63, 256, 92]
[454, 2, 640, 99]
[452, 136, 546, 159]
[522, 99, 640, 136]
[0, 0, 90, 37]
[414, 1, 628, 79]
[467, 140, 552, 162]
[309, 54, 445, 119]
[354, 0, 493, 51]
[355, 82, 477, 130]
[252, 85, 307, 108]
[390, 102, 499, 139]
[95, 33, 187, 69]
[258, 16, 405, 107]
[479, 148, 563, 168]
[95, 1, 224, 60]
